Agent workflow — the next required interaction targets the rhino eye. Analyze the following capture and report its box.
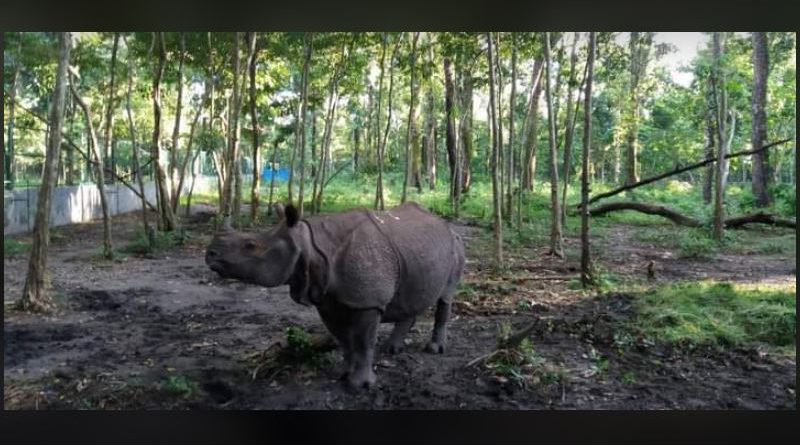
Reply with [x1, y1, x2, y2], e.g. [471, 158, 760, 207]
[244, 240, 257, 251]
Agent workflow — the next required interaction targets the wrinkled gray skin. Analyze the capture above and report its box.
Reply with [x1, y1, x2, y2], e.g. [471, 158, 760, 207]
[205, 202, 465, 392]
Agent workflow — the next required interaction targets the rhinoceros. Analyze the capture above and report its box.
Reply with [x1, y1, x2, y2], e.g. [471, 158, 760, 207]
[205, 202, 465, 391]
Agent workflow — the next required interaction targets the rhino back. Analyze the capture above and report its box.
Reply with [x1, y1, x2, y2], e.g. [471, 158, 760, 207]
[328, 203, 461, 318]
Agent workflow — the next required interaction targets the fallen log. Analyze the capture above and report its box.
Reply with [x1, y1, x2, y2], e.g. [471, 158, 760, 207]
[588, 201, 796, 229]
[579, 138, 792, 207]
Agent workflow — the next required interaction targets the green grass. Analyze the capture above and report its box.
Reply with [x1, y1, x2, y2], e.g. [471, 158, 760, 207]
[4, 237, 31, 257]
[631, 281, 796, 351]
[119, 229, 188, 255]
[162, 375, 199, 398]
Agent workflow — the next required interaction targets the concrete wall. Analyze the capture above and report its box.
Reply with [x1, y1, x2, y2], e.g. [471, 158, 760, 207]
[4, 176, 218, 236]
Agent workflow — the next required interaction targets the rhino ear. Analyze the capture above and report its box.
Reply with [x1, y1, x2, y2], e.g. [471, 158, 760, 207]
[285, 204, 299, 228]
[274, 203, 285, 220]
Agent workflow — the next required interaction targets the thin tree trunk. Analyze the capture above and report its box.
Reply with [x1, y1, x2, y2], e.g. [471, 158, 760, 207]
[751, 31, 771, 207]
[544, 32, 564, 258]
[374, 35, 388, 210]
[247, 32, 261, 223]
[70, 71, 113, 259]
[103, 33, 119, 182]
[19, 33, 71, 312]
[5, 33, 22, 190]
[402, 32, 420, 203]
[581, 32, 596, 287]
[712, 32, 728, 242]
[560, 32, 584, 228]
[487, 33, 503, 263]
[169, 33, 186, 210]
[267, 139, 279, 216]
[703, 75, 717, 204]
[506, 33, 517, 223]
[297, 33, 313, 218]
[222, 33, 242, 226]
[376, 34, 401, 211]
[444, 57, 458, 204]
[152, 33, 176, 231]
[521, 59, 544, 191]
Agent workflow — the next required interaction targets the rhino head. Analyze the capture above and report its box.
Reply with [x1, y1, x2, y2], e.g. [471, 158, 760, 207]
[205, 204, 325, 306]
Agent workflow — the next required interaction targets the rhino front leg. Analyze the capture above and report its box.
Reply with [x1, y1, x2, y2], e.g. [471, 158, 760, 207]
[425, 298, 451, 354]
[383, 317, 416, 354]
[346, 308, 381, 391]
[318, 312, 353, 380]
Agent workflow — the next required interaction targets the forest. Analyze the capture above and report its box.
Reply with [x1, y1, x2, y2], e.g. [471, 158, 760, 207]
[3, 32, 796, 409]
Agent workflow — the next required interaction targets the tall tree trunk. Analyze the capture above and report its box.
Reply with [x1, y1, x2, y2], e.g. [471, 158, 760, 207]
[703, 75, 717, 204]
[487, 33, 503, 263]
[169, 33, 186, 210]
[70, 71, 113, 259]
[6, 33, 23, 190]
[247, 32, 261, 223]
[505, 33, 517, 223]
[751, 31, 771, 207]
[402, 32, 420, 203]
[712, 32, 728, 242]
[521, 59, 544, 191]
[373, 35, 387, 210]
[376, 34, 401, 211]
[122, 35, 151, 246]
[494, 34, 505, 212]
[544, 33, 564, 258]
[444, 57, 458, 204]
[560, 32, 583, 227]
[19, 33, 71, 312]
[222, 33, 242, 226]
[103, 33, 119, 184]
[267, 139, 279, 216]
[459, 71, 474, 195]
[152, 33, 176, 231]
[581, 32, 596, 287]
[297, 33, 313, 217]
[624, 32, 654, 186]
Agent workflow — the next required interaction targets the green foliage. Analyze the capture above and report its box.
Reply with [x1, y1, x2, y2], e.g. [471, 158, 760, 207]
[283, 326, 334, 370]
[677, 230, 717, 259]
[632, 281, 796, 349]
[120, 229, 187, 255]
[163, 375, 199, 398]
[4, 238, 31, 257]
[485, 337, 566, 389]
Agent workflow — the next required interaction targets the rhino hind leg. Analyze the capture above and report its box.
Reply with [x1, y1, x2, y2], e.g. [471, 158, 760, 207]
[383, 317, 416, 354]
[425, 298, 452, 354]
[346, 308, 381, 392]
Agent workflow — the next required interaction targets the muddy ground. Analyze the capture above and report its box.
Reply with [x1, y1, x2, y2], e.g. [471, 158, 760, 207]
[3, 208, 796, 409]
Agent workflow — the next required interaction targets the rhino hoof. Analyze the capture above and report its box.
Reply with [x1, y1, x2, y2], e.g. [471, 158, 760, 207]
[425, 342, 446, 354]
[346, 370, 376, 393]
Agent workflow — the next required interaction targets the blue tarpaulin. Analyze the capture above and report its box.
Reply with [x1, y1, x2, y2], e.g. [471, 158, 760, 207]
[262, 167, 290, 182]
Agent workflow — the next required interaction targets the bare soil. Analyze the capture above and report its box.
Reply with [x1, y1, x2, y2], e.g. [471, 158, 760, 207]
[3, 209, 796, 409]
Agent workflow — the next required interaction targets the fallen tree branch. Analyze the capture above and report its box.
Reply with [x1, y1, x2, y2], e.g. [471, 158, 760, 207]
[579, 138, 792, 207]
[589, 202, 703, 227]
[588, 201, 796, 229]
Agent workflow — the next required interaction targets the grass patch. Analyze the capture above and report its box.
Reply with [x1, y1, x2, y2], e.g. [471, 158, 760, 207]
[162, 375, 199, 399]
[119, 229, 189, 256]
[4, 237, 31, 257]
[631, 281, 796, 350]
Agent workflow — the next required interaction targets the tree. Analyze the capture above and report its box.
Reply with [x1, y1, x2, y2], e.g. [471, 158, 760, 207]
[151, 32, 177, 231]
[544, 32, 564, 258]
[751, 31, 771, 207]
[5, 33, 22, 190]
[169, 33, 186, 211]
[624, 32, 654, 186]
[521, 59, 544, 191]
[402, 32, 420, 203]
[247, 32, 262, 222]
[486, 33, 503, 263]
[375, 33, 401, 211]
[69, 66, 113, 260]
[581, 32, 596, 287]
[505, 32, 517, 223]
[296, 33, 312, 217]
[18, 32, 71, 312]
[711, 32, 730, 242]
[443, 56, 459, 207]
[560, 32, 585, 228]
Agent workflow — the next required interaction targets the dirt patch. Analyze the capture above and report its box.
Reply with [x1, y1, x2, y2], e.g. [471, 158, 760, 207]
[4, 211, 796, 409]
